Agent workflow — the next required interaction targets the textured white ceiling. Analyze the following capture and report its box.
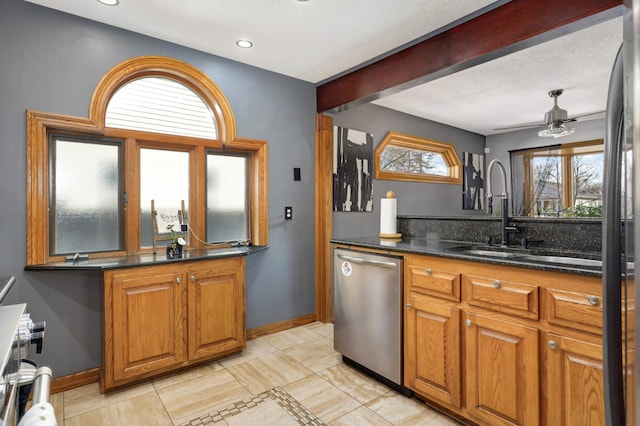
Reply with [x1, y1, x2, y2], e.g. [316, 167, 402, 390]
[373, 17, 622, 135]
[23, 0, 500, 83]
[22, 0, 622, 135]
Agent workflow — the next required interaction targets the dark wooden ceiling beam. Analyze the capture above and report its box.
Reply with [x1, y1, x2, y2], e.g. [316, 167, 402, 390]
[316, 0, 623, 113]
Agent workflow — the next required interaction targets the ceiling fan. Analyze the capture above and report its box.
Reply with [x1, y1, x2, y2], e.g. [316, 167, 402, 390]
[494, 89, 603, 138]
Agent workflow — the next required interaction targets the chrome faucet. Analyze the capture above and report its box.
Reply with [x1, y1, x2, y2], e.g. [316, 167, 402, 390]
[486, 159, 518, 246]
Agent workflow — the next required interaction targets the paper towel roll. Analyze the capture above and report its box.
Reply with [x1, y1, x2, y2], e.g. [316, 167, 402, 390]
[18, 402, 58, 426]
[380, 198, 397, 235]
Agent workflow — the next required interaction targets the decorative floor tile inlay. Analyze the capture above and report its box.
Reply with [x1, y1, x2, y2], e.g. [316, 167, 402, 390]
[180, 386, 324, 425]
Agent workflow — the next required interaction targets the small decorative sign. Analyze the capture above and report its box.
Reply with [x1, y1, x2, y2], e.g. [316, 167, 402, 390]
[155, 209, 182, 234]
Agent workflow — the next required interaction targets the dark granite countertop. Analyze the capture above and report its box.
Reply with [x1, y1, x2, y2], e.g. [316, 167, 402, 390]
[25, 245, 268, 271]
[331, 236, 605, 278]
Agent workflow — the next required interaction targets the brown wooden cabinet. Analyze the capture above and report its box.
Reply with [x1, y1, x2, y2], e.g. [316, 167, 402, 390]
[542, 332, 605, 426]
[110, 270, 186, 384]
[404, 295, 461, 408]
[102, 257, 245, 391]
[187, 260, 245, 361]
[464, 311, 539, 426]
[403, 253, 604, 426]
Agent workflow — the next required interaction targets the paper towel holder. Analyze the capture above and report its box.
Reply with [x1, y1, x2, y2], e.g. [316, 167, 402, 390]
[379, 190, 402, 240]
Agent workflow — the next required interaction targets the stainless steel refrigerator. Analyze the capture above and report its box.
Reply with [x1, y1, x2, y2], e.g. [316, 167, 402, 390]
[603, 2, 639, 425]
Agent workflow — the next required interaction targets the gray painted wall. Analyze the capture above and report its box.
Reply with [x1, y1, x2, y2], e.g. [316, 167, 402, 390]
[331, 103, 487, 238]
[0, 0, 316, 377]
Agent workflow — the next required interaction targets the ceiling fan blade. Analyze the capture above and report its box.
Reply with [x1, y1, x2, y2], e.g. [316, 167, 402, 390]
[567, 110, 606, 121]
[493, 122, 544, 131]
[494, 110, 606, 132]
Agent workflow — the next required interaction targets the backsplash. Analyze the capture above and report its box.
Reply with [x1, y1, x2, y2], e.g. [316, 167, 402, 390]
[398, 215, 607, 253]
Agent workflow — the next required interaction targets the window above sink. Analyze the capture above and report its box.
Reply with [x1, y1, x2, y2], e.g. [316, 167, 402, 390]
[511, 139, 605, 218]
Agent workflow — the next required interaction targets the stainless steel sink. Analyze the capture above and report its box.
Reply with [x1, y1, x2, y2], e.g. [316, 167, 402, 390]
[464, 249, 520, 258]
[445, 245, 609, 269]
[515, 255, 602, 268]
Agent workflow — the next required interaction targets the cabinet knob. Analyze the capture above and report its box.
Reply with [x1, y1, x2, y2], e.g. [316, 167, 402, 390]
[587, 295, 600, 306]
[191, 275, 196, 282]
[406, 303, 412, 310]
[465, 319, 472, 327]
[493, 279, 501, 289]
[176, 277, 181, 284]
[548, 340, 557, 350]
[425, 268, 432, 276]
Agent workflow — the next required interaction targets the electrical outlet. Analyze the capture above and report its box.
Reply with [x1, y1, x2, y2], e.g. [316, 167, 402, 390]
[285, 206, 293, 220]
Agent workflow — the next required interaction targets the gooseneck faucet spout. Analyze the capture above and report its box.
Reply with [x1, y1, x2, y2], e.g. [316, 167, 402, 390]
[486, 159, 516, 246]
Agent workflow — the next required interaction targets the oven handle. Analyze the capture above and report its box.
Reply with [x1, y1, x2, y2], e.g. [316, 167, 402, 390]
[337, 254, 398, 269]
[31, 366, 52, 405]
[0, 276, 16, 304]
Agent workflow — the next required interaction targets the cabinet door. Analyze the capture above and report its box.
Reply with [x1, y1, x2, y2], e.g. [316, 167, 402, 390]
[464, 311, 539, 426]
[187, 257, 245, 360]
[110, 271, 185, 383]
[405, 296, 461, 408]
[544, 333, 605, 426]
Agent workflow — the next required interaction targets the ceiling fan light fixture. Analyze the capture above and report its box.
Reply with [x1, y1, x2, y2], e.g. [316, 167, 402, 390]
[538, 125, 575, 138]
[537, 89, 575, 138]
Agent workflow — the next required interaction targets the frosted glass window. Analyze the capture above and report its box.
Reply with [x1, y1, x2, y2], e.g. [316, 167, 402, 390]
[206, 153, 250, 242]
[51, 137, 122, 255]
[140, 148, 190, 247]
[106, 77, 217, 139]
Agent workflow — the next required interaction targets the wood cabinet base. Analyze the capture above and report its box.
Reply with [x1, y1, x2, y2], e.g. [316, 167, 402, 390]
[403, 253, 607, 426]
[101, 257, 246, 392]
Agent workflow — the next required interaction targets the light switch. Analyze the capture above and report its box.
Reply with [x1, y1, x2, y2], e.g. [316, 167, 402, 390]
[285, 206, 293, 220]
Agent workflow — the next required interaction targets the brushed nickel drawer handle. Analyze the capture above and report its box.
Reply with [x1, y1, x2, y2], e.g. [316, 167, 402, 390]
[587, 295, 600, 306]
[176, 277, 181, 284]
[465, 319, 472, 327]
[425, 268, 432, 276]
[406, 303, 412, 310]
[493, 279, 501, 289]
[548, 340, 557, 350]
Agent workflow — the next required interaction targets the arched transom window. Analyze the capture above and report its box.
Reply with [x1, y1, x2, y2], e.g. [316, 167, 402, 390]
[106, 76, 217, 139]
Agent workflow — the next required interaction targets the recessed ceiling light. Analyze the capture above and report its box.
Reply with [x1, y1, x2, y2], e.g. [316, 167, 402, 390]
[236, 40, 253, 48]
[97, 0, 119, 5]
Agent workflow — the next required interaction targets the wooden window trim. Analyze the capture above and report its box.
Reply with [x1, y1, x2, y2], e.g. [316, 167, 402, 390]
[519, 139, 603, 216]
[374, 131, 462, 184]
[26, 56, 268, 265]
[90, 56, 237, 142]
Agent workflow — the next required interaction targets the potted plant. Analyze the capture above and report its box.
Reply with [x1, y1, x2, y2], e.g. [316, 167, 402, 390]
[165, 224, 186, 258]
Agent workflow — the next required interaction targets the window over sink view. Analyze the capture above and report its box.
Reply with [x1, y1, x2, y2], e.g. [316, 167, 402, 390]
[510, 139, 606, 217]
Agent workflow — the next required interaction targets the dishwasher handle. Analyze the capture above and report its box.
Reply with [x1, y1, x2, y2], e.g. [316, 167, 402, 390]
[337, 253, 398, 269]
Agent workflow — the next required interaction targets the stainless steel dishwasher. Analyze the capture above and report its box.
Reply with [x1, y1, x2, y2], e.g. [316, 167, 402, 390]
[333, 248, 407, 391]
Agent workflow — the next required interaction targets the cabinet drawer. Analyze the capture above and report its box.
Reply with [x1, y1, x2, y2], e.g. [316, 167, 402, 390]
[546, 288, 603, 334]
[464, 274, 539, 320]
[407, 263, 460, 302]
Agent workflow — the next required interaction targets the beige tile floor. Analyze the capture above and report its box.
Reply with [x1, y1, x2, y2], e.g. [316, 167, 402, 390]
[46, 322, 461, 425]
